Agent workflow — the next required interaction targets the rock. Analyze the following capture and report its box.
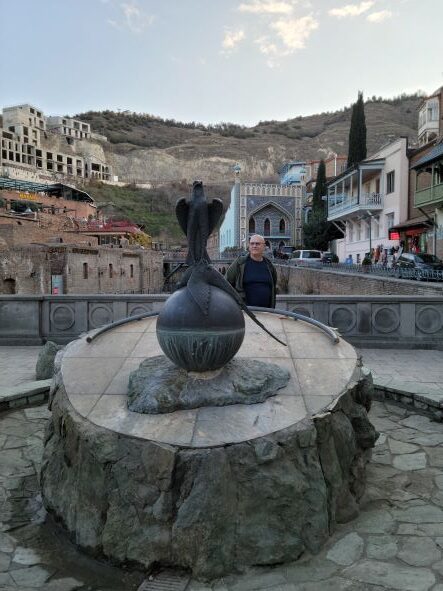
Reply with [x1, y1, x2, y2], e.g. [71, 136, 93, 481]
[12, 546, 41, 565]
[392, 505, 443, 524]
[344, 559, 435, 591]
[388, 439, 419, 454]
[393, 453, 427, 471]
[326, 532, 364, 565]
[366, 535, 398, 559]
[397, 536, 441, 566]
[10, 565, 53, 588]
[0, 532, 15, 553]
[36, 341, 62, 380]
[45, 577, 86, 591]
[127, 356, 290, 414]
[0, 551, 11, 572]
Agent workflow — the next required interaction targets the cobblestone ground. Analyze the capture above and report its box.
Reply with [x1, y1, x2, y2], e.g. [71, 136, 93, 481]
[0, 400, 442, 591]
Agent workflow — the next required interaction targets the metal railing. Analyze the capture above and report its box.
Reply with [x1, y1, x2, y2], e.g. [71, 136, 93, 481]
[328, 192, 384, 217]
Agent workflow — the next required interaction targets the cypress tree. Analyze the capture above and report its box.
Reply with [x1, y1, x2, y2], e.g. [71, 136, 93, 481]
[347, 91, 367, 168]
[303, 159, 342, 250]
[312, 159, 327, 213]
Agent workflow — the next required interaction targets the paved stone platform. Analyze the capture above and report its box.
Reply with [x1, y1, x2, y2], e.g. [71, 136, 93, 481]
[60, 314, 356, 447]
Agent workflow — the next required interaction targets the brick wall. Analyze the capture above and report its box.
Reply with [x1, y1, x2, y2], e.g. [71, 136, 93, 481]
[0, 245, 163, 295]
[278, 265, 443, 296]
[0, 246, 51, 294]
[0, 212, 99, 248]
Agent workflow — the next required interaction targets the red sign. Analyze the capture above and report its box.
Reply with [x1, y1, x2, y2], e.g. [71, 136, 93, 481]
[389, 231, 400, 240]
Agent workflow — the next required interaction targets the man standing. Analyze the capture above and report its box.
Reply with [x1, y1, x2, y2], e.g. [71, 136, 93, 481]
[226, 234, 277, 308]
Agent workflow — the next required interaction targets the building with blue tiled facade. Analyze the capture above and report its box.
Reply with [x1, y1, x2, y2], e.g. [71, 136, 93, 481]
[219, 175, 303, 254]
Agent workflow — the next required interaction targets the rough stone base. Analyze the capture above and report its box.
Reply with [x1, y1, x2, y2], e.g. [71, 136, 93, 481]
[41, 369, 377, 580]
[127, 356, 290, 414]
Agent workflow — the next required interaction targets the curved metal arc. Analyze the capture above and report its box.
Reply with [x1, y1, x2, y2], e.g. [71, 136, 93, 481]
[249, 306, 340, 344]
[86, 311, 160, 343]
[86, 306, 339, 346]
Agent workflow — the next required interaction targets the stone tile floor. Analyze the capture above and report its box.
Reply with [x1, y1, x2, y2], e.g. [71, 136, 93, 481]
[1, 346, 443, 590]
[0, 399, 442, 590]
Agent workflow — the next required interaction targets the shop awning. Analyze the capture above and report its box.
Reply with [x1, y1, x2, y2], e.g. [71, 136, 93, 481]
[412, 143, 443, 169]
[389, 217, 434, 233]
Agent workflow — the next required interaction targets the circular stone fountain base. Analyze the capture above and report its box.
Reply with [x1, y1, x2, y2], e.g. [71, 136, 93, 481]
[41, 314, 378, 580]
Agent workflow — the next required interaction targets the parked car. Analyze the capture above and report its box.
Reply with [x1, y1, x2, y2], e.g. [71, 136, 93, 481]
[290, 250, 322, 266]
[397, 253, 443, 280]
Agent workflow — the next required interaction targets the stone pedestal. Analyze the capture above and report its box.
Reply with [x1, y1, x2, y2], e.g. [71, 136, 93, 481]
[41, 314, 377, 580]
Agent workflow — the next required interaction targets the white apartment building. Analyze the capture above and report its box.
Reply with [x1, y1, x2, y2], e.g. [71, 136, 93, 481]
[418, 89, 442, 147]
[47, 116, 91, 140]
[327, 137, 409, 263]
[0, 104, 113, 183]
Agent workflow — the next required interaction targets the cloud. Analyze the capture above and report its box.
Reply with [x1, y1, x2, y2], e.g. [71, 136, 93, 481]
[108, 2, 155, 33]
[270, 15, 319, 50]
[238, 0, 295, 15]
[367, 9, 392, 22]
[222, 29, 246, 51]
[329, 1, 374, 18]
[255, 37, 280, 67]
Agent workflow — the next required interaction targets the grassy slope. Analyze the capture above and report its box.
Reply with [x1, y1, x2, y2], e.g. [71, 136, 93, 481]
[88, 181, 231, 242]
[89, 183, 183, 241]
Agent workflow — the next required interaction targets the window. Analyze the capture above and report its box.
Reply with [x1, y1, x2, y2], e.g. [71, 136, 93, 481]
[386, 171, 395, 194]
[264, 218, 270, 236]
[428, 100, 439, 122]
[348, 221, 354, 242]
[248, 217, 255, 233]
[130, 264, 134, 278]
[279, 219, 286, 233]
[386, 213, 395, 233]
[373, 216, 380, 238]
[109, 264, 113, 278]
[83, 263, 88, 279]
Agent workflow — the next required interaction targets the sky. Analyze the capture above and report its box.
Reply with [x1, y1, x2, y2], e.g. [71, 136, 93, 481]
[1, 0, 443, 126]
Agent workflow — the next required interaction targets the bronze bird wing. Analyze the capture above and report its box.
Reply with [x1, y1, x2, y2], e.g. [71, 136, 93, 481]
[175, 198, 189, 237]
[207, 199, 224, 235]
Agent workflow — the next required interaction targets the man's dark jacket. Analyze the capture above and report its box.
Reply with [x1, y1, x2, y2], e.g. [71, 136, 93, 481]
[226, 254, 277, 308]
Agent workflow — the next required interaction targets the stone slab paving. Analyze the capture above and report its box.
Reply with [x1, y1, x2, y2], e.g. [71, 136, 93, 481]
[61, 315, 357, 447]
[358, 348, 443, 415]
[0, 398, 442, 590]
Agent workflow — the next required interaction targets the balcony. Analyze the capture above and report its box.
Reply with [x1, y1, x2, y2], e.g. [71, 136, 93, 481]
[414, 182, 443, 207]
[328, 192, 384, 221]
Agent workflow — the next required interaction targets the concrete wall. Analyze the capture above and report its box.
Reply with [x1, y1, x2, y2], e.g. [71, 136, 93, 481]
[1, 293, 443, 349]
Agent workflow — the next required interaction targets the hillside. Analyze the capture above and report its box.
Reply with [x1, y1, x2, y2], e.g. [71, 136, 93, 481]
[78, 93, 422, 242]
[77, 93, 421, 185]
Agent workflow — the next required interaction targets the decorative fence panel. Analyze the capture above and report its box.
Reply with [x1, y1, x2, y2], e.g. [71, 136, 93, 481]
[1, 294, 443, 349]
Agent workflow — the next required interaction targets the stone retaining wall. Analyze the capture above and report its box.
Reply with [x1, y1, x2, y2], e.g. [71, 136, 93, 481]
[278, 265, 443, 297]
[2, 294, 443, 349]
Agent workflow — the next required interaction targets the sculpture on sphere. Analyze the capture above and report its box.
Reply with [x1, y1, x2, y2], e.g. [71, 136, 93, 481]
[156, 181, 285, 372]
